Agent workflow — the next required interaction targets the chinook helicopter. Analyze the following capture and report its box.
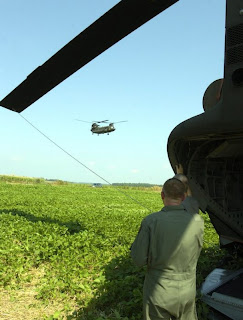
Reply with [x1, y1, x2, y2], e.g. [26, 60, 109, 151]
[75, 119, 127, 135]
[1, 0, 243, 318]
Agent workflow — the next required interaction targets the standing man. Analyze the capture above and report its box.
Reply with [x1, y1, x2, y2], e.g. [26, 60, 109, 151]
[130, 178, 204, 320]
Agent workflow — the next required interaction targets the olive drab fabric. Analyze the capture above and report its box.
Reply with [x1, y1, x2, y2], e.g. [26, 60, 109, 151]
[182, 196, 199, 214]
[131, 203, 204, 320]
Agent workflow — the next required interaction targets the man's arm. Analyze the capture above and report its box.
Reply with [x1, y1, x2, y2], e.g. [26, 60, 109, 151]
[130, 220, 150, 267]
[175, 164, 183, 174]
[175, 164, 199, 213]
[175, 164, 194, 196]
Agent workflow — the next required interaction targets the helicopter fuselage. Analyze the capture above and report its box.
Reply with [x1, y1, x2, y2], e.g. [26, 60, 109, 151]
[91, 123, 115, 135]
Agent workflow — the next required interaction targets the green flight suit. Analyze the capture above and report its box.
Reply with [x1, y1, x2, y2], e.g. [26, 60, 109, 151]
[182, 196, 199, 214]
[131, 204, 204, 320]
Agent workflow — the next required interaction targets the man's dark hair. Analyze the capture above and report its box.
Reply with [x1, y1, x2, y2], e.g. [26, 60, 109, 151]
[162, 178, 186, 199]
[173, 173, 189, 192]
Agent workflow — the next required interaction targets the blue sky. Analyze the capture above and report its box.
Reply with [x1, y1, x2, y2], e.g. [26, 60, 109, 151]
[0, 0, 226, 184]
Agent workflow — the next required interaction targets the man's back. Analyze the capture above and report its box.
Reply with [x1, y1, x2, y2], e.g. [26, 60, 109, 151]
[131, 204, 204, 277]
[146, 205, 203, 276]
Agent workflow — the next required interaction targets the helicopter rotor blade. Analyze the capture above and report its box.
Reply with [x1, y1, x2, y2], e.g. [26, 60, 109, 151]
[75, 119, 109, 124]
[112, 120, 128, 124]
[0, 0, 178, 112]
[96, 120, 109, 123]
[75, 119, 94, 123]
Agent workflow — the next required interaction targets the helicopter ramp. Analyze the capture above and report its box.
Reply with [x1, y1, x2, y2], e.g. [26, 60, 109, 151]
[201, 268, 243, 320]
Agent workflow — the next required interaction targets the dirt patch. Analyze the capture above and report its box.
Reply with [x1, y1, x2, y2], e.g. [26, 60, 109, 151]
[0, 267, 77, 320]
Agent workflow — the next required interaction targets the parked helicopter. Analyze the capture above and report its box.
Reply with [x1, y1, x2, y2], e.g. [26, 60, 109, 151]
[75, 119, 127, 135]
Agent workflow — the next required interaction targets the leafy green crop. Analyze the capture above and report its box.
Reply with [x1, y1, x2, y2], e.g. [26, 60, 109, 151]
[0, 182, 241, 319]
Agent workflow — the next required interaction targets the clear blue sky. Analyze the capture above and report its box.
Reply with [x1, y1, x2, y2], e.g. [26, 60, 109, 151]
[0, 0, 226, 184]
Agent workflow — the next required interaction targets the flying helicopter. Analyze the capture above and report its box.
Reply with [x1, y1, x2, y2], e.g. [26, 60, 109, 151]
[75, 119, 127, 135]
[0, 0, 243, 318]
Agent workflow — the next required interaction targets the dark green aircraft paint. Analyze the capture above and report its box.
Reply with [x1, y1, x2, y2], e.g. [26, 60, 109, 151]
[168, 0, 243, 246]
[0, 0, 178, 112]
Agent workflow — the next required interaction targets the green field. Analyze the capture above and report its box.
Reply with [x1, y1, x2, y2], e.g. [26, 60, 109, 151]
[0, 178, 238, 319]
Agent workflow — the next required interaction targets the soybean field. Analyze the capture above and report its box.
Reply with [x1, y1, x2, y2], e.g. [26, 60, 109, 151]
[0, 178, 238, 320]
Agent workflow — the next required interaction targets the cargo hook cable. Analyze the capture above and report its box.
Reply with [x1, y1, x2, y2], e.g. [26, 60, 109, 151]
[17, 111, 152, 212]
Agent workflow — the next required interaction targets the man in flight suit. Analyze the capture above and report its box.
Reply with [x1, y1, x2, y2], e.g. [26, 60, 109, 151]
[130, 178, 204, 320]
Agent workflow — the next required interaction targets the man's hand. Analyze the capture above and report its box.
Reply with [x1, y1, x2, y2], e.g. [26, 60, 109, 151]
[175, 164, 184, 174]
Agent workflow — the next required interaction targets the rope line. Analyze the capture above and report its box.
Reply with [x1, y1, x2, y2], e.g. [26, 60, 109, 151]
[17, 111, 152, 212]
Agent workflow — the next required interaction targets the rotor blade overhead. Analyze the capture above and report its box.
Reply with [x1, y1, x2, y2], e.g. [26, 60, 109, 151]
[96, 120, 109, 123]
[75, 119, 109, 123]
[75, 119, 93, 123]
[0, 0, 178, 113]
[113, 120, 128, 123]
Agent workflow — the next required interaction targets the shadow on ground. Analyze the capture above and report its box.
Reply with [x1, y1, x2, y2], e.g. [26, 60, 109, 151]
[66, 244, 240, 320]
[68, 252, 144, 320]
[0, 208, 83, 234]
